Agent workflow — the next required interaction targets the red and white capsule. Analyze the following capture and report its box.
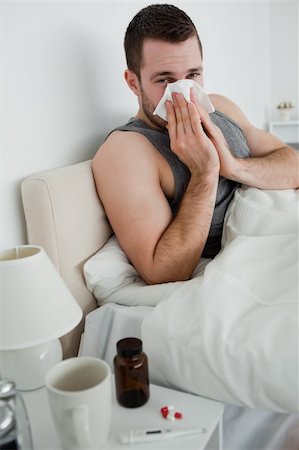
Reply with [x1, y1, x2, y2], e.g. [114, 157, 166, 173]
[160, 405, 183, 420]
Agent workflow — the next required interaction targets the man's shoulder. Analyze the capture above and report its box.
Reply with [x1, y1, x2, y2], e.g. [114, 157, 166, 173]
[93, 128, 161, 170]
[102, 129, 158, 154]
[208, 93, 251, 131]
[209, 94, 239, 118]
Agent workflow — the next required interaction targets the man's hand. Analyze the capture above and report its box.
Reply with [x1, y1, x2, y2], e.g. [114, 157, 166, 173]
[166, 92, 220, 177]
[193, 90, 299, 189]
[190, 88, 237, 179]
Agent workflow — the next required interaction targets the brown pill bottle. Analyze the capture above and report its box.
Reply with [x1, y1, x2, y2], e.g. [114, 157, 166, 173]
[113, 337, 150, 408]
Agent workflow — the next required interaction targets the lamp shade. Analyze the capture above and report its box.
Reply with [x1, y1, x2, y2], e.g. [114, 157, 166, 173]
[0, 245, 82, 350]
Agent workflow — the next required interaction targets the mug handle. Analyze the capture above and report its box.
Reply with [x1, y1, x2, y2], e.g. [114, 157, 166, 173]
[66, 405, 93, 447]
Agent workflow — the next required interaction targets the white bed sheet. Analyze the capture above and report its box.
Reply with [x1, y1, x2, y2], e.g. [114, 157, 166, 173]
[79, 303, 153, 368]
[79, 304, 299, 450]
[84, 187, 298, 413]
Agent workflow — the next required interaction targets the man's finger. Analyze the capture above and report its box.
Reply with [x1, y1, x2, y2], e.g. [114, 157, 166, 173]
[172, 93, 185, 135]
[166, 100, 177, 140]
[176, 93, 193, 134]
[187, 102, 204, 136]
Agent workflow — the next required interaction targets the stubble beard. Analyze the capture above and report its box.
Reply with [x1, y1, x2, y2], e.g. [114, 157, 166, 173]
[139, 84, 167, 131]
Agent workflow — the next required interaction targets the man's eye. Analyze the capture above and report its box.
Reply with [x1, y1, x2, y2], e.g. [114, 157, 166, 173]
[188, 73, 201, 79]
[156, 79, 170, 84]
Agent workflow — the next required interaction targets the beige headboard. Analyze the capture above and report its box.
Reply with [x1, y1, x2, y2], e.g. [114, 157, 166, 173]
[21, 160, 112, 358]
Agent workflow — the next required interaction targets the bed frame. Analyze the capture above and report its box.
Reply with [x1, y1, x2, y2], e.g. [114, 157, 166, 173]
[21, 160, 112, 358]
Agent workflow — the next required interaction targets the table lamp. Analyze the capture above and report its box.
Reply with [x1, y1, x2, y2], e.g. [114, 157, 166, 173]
[0, 245, 83, 390]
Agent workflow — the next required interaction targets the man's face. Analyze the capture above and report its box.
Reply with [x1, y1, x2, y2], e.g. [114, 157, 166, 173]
[138, 36, 204, 129]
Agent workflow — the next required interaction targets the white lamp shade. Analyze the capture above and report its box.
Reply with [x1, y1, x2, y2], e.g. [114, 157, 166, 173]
[0, 245, 83, 350]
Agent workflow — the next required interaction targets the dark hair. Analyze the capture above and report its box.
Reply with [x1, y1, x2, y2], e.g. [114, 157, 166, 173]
[124, 4, 203, 79]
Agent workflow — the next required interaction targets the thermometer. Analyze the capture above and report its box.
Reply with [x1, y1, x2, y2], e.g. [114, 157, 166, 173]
[119, 427, 207, 444]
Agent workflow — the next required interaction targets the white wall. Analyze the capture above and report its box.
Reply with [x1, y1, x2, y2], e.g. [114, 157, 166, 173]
[1, 0, 298, 249]
[270, 0, 298, 120]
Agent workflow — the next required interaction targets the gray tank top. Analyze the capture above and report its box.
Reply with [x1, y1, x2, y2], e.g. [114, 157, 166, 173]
[110, 111, 250, 258]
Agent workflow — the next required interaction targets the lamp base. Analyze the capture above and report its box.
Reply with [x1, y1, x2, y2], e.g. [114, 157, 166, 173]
[0, 339, 62, 391]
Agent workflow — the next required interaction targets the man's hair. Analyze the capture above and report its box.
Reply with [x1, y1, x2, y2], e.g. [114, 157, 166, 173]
[124, 4, 203, 79]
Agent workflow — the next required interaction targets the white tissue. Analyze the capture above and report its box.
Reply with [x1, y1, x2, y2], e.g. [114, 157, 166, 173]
[153, 79, 215, 121]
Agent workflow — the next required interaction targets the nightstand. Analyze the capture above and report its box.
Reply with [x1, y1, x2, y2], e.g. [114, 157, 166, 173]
[268, 120, 299, 144]
[22, 380, 223, 450]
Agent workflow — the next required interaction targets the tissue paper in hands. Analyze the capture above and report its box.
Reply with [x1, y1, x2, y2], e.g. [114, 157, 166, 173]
[153, 79, 215, 121]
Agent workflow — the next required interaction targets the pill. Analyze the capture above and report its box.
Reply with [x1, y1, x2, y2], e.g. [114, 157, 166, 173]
[161, 405, 183, 420]
[160, 406, 169, 417]
[166, 411, 176, 421]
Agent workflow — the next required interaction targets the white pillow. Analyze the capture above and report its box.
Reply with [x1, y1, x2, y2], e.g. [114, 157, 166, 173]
[83, 236, 210, 307]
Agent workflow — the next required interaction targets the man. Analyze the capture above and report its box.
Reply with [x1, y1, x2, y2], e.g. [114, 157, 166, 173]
[92, 4, 298, 285]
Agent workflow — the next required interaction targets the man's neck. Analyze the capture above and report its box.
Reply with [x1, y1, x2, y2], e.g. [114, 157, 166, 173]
[135, 109, 166, 132]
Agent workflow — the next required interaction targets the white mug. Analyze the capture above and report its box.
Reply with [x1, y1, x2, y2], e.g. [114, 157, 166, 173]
[46, 356, 111, 450]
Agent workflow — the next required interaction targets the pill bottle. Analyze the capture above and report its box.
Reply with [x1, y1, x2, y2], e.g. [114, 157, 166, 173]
[113, 337, 149, 408]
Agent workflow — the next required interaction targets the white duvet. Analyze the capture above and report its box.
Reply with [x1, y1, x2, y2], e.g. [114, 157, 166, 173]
[84, 186, 299, 413]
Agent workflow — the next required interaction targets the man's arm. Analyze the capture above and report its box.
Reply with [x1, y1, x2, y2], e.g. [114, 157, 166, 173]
[202, 93, 299, 189]
[92, 94, 219, 284]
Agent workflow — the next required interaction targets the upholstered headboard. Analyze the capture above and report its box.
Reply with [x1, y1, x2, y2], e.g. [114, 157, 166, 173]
[21, 160, 112, 358]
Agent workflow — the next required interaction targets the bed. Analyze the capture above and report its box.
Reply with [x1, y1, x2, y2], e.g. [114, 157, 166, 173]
[21, 159, 299, 450]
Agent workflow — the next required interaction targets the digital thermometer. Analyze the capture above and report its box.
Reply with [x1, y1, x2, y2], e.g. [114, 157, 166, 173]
[119, 427, 207, 444]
